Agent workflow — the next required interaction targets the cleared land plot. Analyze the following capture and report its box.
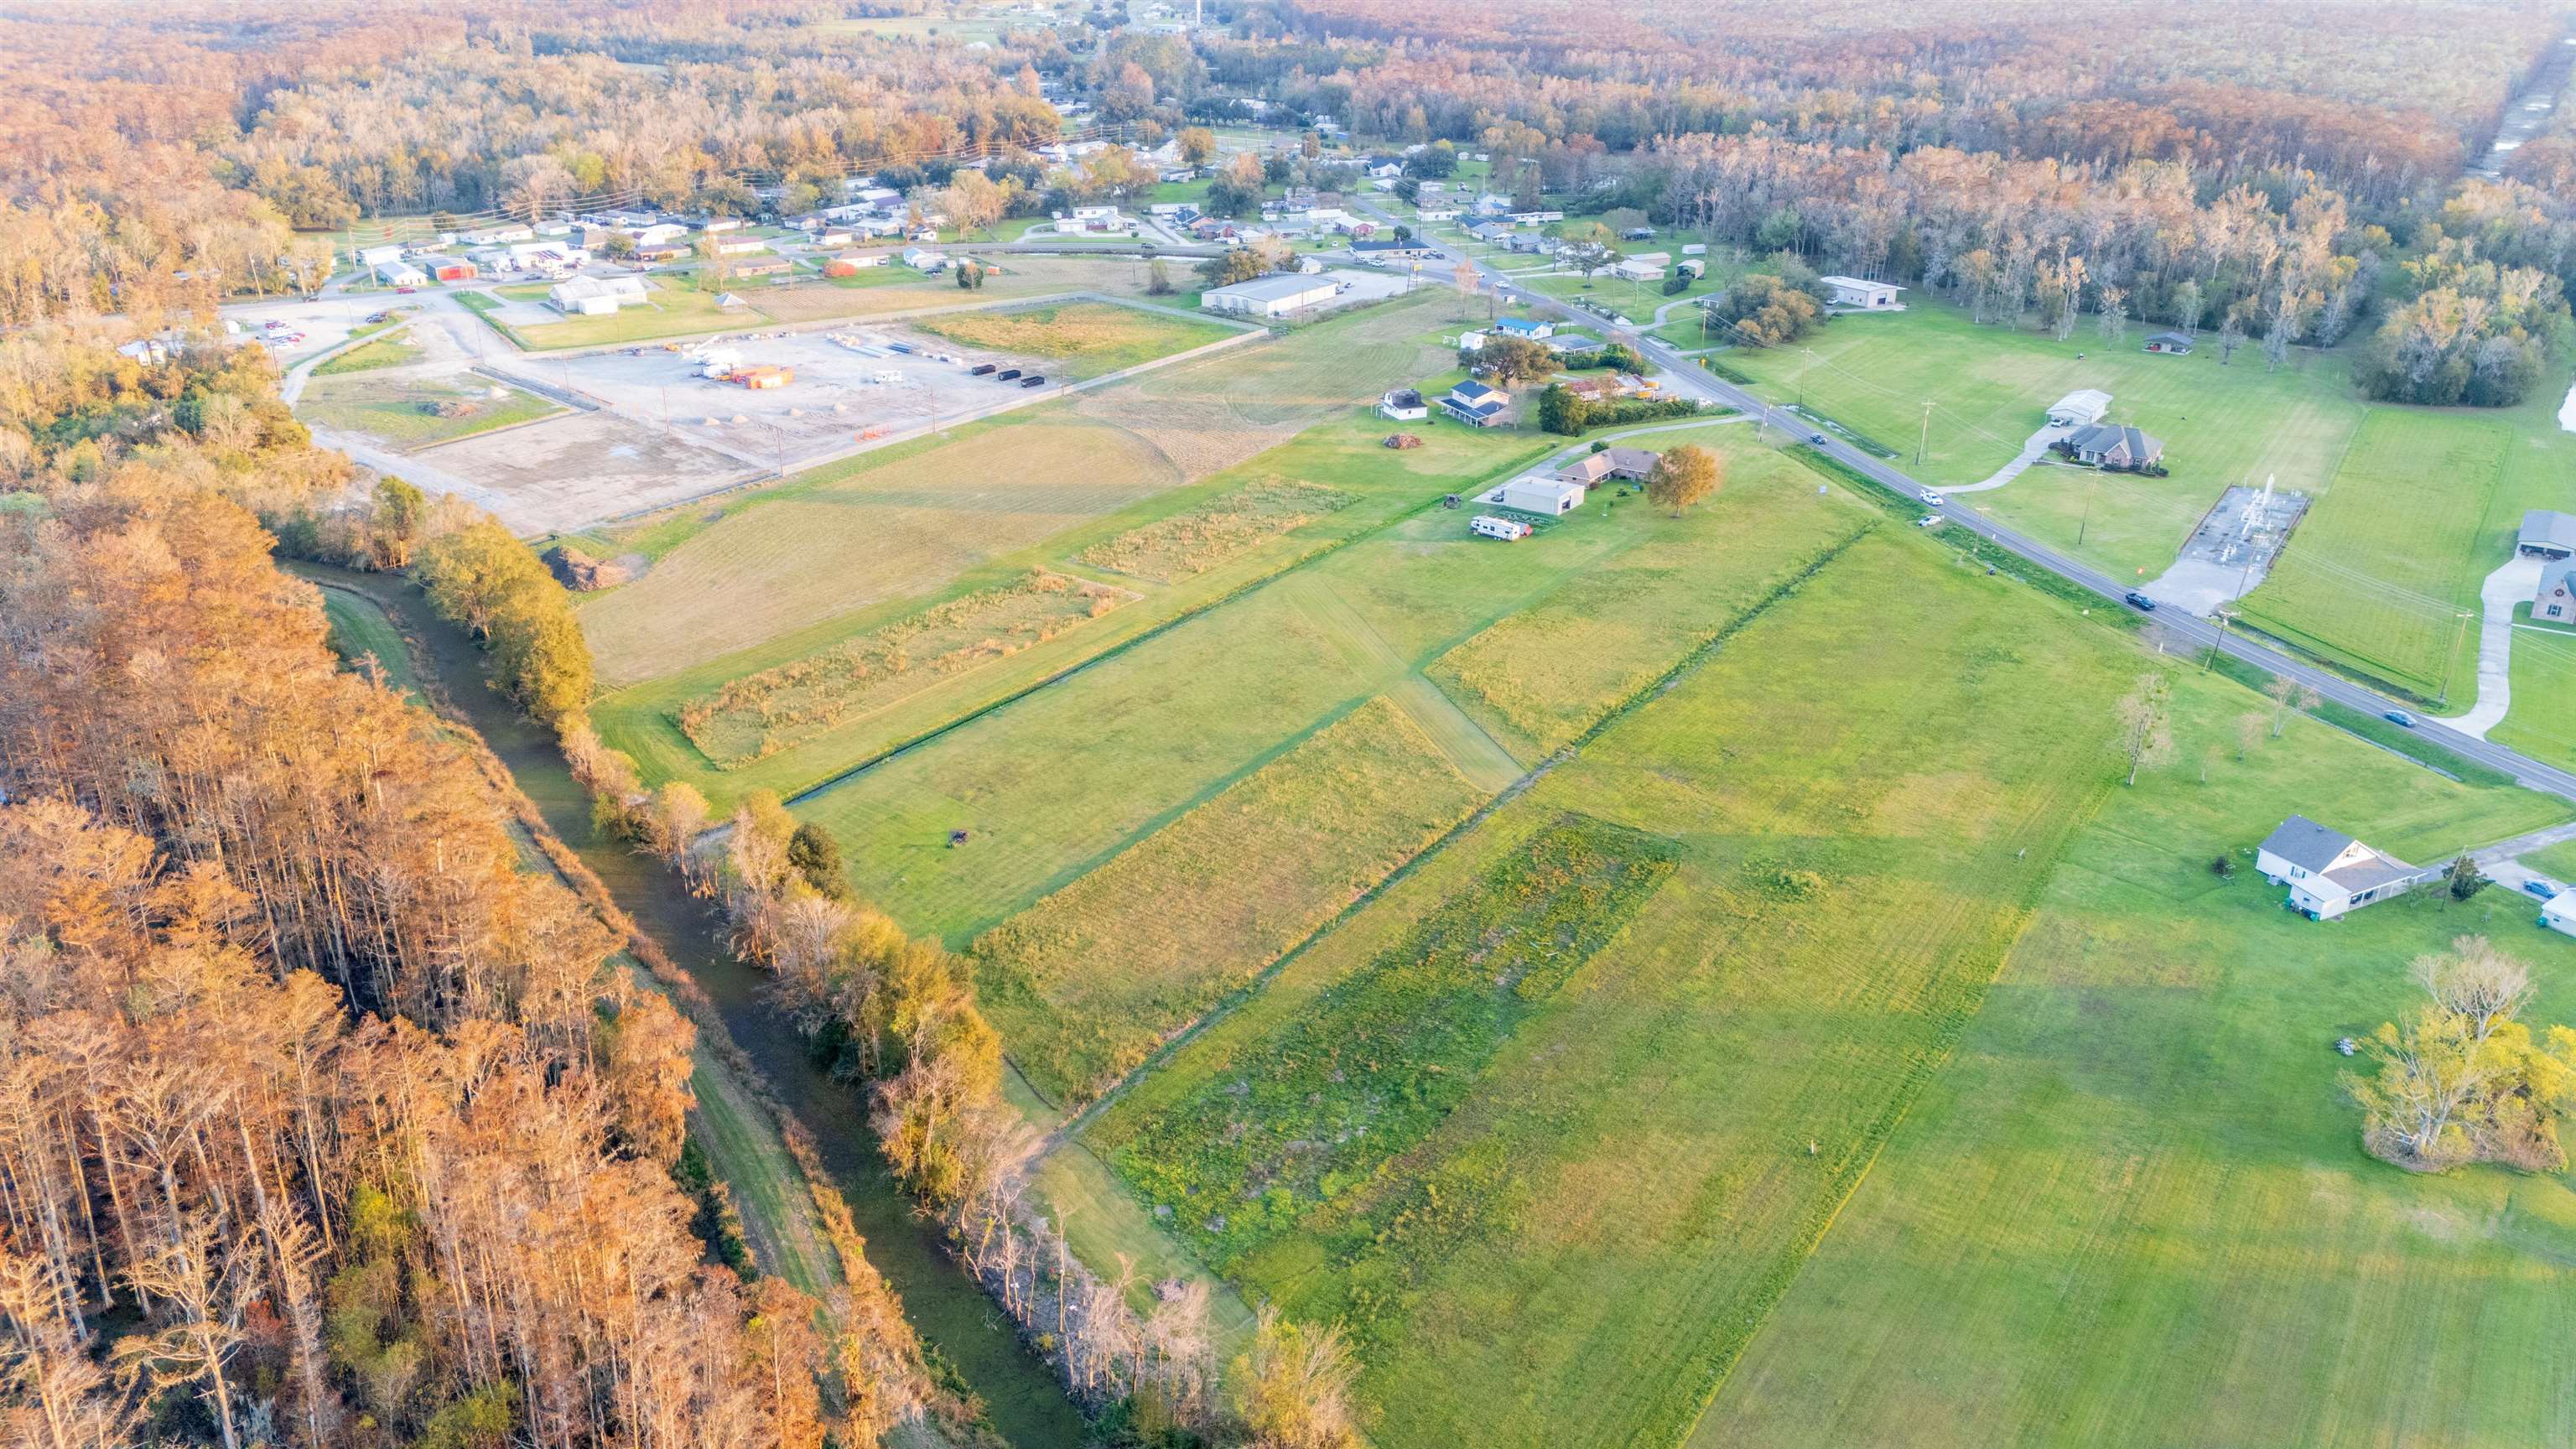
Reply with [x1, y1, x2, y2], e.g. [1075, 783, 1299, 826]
[2496, 607, 2576, 766]
[908, 300, 1238, 378]
[2239, 408, 2511, 696]
[577, 413, 1182, 685]
[678, 570, 1134, 766]
[974, 696, 1488, 1106]
[1429, 425, 1862, 757]
[575, 293, 1474, 688]
[754, 255, 1150, 325]
[584, 413, 1550, 813]
[1091, 530, 2145, 1449]
[794, 460, 1865, 952]
[1698, 669, 2573, 1448]
[420, 409, 754, 537]
[1722, 301, 2365, 583]
[298, 372, 562, 450]
[1077, 477, 1355, 582]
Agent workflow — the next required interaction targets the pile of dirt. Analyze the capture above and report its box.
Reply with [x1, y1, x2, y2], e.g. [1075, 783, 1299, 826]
[426, 399, 481, 418]
[544, 544, 631, 591]
[1384, 433, 1423, 449]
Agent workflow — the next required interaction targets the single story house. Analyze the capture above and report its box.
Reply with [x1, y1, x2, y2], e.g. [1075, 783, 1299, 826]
[699, 217, 746, 233]
[1485, 475, 1587, 516]
[2047, 389, 2114, 427]
[2542, 890, 2576, 939]
[714, 237, 769, 257]
[1493, 316, 1553, 340]
[2059, 423, 2165, 470]
[1509, 210, 1565, 225]
[1819, 275, 1905, 310]
[1463, 221, 1515, 245]
[2257, 816, 2428, 921]
[2518, 510, 2576, 559]
[900, 247, 948, 271]
[1612, 250, 1673, 279]
[1560, 446, 1659, 486]
[1419, 207, 1462, 222]
[731, 257, 793, 278]
[824, 252, 889, 277]
[374, 259, 428, 288]
[2535, 560, 2576, 623]
[1560, 374, 1650, 403]
[814, 229, 854, 247]
[2142, 330, 2194, 355]
[1201, 273, 1342, 319]
[631, 242, 690, 263]
[629, 222, 688, 247]
[1353, 237, 1436, 261]
[358, 243, 406, 270]
[1441, 379, 1511, 427]
[548, 275, 650, 315]
[465, 225, 533, 245]
[1379, 388, 1428, 421]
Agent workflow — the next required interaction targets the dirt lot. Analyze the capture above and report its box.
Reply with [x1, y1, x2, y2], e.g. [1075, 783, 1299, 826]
[423, 411, 756, 535]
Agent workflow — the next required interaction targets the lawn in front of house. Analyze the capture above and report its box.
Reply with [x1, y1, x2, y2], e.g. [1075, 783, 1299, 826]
[1696, 664, 2574, 1449]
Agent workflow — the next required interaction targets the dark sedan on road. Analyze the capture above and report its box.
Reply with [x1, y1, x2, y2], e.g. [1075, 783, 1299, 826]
[2124, 591, 2156, 611]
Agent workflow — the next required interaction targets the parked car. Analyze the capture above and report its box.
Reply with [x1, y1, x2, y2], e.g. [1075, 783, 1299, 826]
[1915, 515, 1940, 528]
[1021, 375, 1046, 387]
[263, 319, 287, 330]
[393, 286, 416, 293]
[2124, 591, 2156, 611]
[969, 363, 998, 376]
[2522, 878, 2562, 900]
[1919, 490, 1945, 506]
[2384, 709, 2418, 727]
[995, 368, 1021, 381]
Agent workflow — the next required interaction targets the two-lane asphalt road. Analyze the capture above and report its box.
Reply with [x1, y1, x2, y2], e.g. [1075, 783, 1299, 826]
[1366, 204, 2576, 808]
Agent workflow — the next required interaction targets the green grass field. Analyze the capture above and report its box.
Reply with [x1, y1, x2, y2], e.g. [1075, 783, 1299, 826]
[513, 275, 769, 350]
[908, 300, 1239, 378]
[2496, 605, 2576, 766]
[299, 373, 562, 449]
[1722, 301, 2367, 584]
[1696, 668, 2573, 1448]
[314, 331, 425, 376]
[973, 695, 1489, 1107]
[318, 586, 420, 699]
[1088, 528, 2147, 1449]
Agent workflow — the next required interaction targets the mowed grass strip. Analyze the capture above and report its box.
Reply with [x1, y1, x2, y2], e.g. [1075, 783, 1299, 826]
[909, 299, 1239, 377]
[678, 570, 1134, 766]
[1722, 301, 2365, 582]
[1428, 425, 1863, 756]
[1093, 530, 2141, 1449]
[299, 373, 562, 449]
[973, 695, 1488, 1108]
[313, 332, 425, 376]
[1697, 667, 2574, 1448]
[2238, 407, 2511, 695]
[1076, 476, 1355, 582]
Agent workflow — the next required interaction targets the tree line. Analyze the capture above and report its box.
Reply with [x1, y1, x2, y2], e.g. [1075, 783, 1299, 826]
[0, 327, 940, 1446]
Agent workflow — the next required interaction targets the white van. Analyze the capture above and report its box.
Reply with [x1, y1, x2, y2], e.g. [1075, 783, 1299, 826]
[1471, 516, 1532, 542]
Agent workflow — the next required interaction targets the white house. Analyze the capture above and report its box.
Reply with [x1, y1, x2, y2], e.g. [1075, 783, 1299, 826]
[2542, 891, 2576, 939]
[1379, 387, 1428, 421]
[1441, 378, 1510, 427]
[548, 275, 650, 315]
[901, 247, 949, 271]
[1485, 475, 1587, 517]
[1418, 207, 1462, 222]
[629, 222, 688, 247]
[1201, 273, 1341, 319]
[715, 237, 769, 257]
[1611, 251, 1672, 283]
[374, 259, 428, 287]
[465, 225, 534, 245]
[2048, 389, 2114, 427]
[358, 243, 407, 270]
[2257, 816, 2428, 921]
[1819, 275, 1905, 310]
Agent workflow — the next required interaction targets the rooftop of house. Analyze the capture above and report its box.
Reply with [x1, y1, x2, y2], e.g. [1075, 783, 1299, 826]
[2067, 423, 2163, 457]
[2522, 510, 2576, 550]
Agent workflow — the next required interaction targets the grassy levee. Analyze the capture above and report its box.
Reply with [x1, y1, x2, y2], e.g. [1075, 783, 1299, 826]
[1697, 667, 2573, 1448]
[319, 587, 421, 699]
[1088, 528, 2153, 1449]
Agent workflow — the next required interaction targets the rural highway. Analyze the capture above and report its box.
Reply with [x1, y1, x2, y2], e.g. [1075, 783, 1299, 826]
[1368, 204, 2576, 809]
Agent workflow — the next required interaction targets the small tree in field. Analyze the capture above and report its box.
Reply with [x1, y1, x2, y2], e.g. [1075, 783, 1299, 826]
[2112, 672, 2176, 785]
[1645, 444, 1722, 516]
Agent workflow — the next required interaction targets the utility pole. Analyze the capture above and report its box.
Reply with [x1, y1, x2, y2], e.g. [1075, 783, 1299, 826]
[2075, 468, 2097, 546]
[2205, 609, 2232, 672]
[2438, 610, 2473, 707]
[1915, 400, 1931, 468]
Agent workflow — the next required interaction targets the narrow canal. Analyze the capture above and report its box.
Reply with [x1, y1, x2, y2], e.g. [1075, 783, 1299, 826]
[291, 562, 1087, 1449]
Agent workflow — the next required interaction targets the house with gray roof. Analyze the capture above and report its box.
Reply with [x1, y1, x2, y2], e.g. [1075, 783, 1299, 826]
[2256, 816, 2431, 920]
[1559, 446, 1659, 487]
[2059, 423, 2165, 471]
[2536, 559, 2576, 624]
[2518, 509, 2576, 560]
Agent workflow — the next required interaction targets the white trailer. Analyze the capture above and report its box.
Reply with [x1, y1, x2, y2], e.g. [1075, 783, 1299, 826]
[1471, 515, 1533, 541]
